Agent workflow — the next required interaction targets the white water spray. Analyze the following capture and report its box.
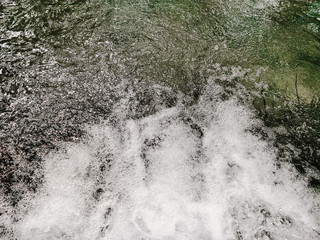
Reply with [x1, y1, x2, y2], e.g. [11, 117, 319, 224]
[13, 87, 320, 239]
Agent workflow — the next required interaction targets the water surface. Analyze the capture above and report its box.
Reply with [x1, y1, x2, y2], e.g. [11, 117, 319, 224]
[1, 0, 320, 239]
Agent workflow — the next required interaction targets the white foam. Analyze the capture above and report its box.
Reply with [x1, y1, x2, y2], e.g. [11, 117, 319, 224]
[14, 94, 320, 239]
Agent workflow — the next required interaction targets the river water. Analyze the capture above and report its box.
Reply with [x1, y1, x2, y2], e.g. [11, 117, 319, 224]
[1, 0, 320, 239]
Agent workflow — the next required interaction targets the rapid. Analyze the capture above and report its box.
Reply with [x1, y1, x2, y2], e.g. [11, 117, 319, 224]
[1, 0, 320, 239]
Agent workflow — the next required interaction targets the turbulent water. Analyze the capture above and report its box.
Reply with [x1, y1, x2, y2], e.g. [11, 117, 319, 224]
[1, 0, 320, 239]
[11, 84, 320, 239]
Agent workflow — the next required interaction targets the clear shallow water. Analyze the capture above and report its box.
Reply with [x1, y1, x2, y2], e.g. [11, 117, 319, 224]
[1, 0, 320, 239]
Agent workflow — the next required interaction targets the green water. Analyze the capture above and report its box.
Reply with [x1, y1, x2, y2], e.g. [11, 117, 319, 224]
[1, 0, 319, 100]
[1, 0, 320, 199]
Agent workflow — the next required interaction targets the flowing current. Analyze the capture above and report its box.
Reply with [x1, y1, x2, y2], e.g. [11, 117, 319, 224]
[1, 0, 320, 239]
[9, 83, 320, 239]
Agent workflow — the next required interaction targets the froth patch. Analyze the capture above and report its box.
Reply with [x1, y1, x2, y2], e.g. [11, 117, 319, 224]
[14, 99, 320, 239]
